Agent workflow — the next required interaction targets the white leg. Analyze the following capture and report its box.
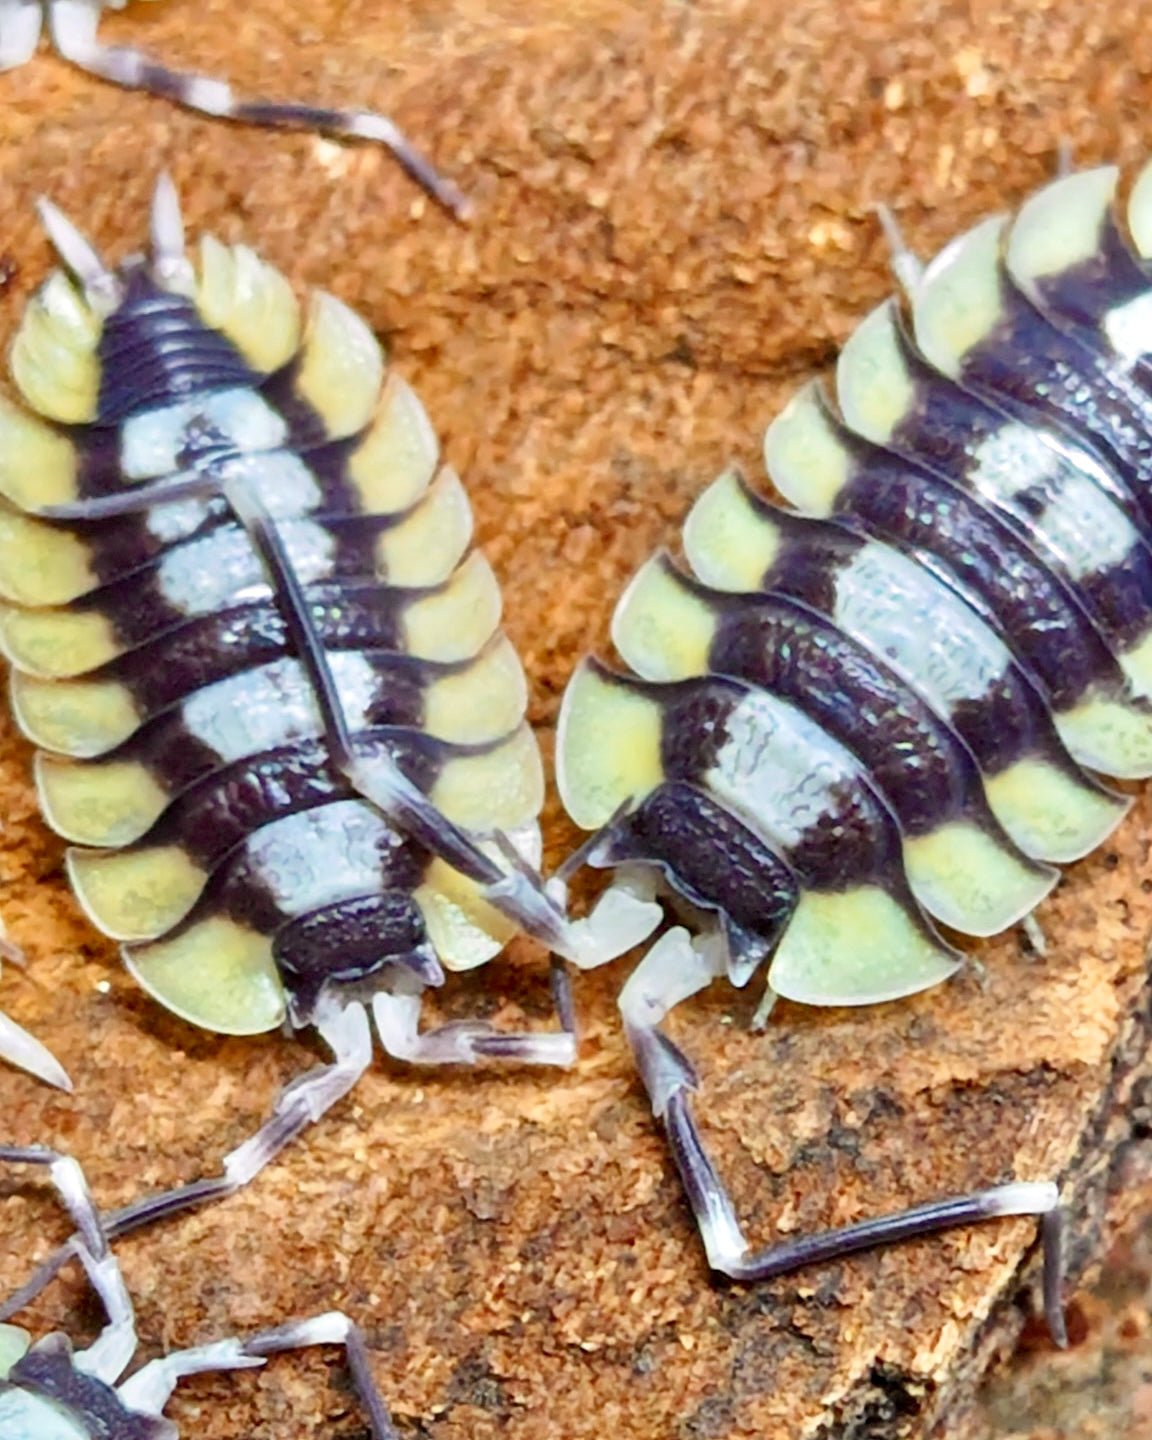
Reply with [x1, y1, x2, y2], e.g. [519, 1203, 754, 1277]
[547, 871, 664, 970]
[104, 998, 374, 1236]
[119, 1311, 397, 1439]
[373, 969, 577, 1067]
[0, 1147, 137, 1385]
[47, 0, 469, 218]
[0, 0, 41, 70]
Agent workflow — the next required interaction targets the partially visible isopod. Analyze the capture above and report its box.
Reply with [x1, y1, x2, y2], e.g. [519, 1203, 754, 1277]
[0, 2, 470, 217]
[557, 158, 1152, 1342]
[0, 1145, 397, 1438]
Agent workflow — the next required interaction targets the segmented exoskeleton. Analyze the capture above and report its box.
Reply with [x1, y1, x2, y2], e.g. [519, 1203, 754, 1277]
[558, 161, 1152, 1340]
[0, 1146, 397, 1437]
[0, 1, 469, 217]
[0, 179, 651, 1281]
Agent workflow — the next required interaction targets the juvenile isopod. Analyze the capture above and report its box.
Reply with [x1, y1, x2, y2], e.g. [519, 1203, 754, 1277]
[556, 158, 1152, 1341]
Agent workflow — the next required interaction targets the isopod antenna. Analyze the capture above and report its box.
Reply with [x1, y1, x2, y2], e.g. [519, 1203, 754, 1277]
[22, 0, 471, 218]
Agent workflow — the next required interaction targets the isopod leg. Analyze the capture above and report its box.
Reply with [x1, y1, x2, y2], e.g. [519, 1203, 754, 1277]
[618, 939, 1070, 1346]
[0, 1146, 138, 1382]
[118, 1312, 398, 1440]
[108, 998, 373, 1236]
[0, 1001, 375, 1320]
[372, 956, 579, 1066]
[46, 0, 470, 218]
[0, 0, 40, 71]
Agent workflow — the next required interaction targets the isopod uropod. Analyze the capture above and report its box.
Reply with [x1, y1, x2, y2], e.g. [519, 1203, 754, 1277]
[0, 1146, 397, 1438]
[557, 159, 1152, 1340]
[0, 1, 470, 216]
[0, 177, 653, 1259]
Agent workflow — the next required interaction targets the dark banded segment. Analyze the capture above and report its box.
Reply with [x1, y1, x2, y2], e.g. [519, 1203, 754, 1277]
[765, 380, 1152, 779]
[683, 474, 1128, 863]
[0, 548, 502, 680]
[273, 891, 442, 1022]
[1003, 166, 1152, 393]
[611, 554, 1054, 935]
[588, 782, 801, 987]
[559, 659, 959, 1006]
[13, 632, 526, 760]
[911, 215, 1152, 533]
[833, 304, 1152, 672]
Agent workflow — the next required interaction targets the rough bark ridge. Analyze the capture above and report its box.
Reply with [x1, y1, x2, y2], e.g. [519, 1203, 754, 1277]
[0, 2, 1150, 1437]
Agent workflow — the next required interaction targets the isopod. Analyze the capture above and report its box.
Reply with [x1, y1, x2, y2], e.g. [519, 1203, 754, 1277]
[0, 1145, 397, 1437]
[0, 177, 652, 1283]
[0, 1, 470, 217]
[556, 159, 1152, 1341]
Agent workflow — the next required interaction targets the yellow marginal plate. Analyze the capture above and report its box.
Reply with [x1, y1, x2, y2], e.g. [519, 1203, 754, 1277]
[415, 862, 517, 972]
[1006, 167, 1117, 288]
[429, 723, 544, 831]
[764, 381, 851, 516]
[834, 301, 916, 445]
[984, 757, 1129, 863]
[10, 272, 101, 425]
[556, 660, 664, 829]
[0, 602, 120, 678]
[375, 466, 473, 586]
[610, 554, 715, 681]
[0, 401, 79, 512]
[913, 215, 1008, 379]
[903, 821, 1056, 937]
[422, 636, 528, 745]
[295, 290, 385, 441]
[347, 374, 441, 516]
[402, 552, 502, 662]
[67, 844, 207, 942]
[36, 753, 169, 847]
[767, 886, 960, 1007]
[11, 671, 140, 757]
[125, 917, 286, 1035]
[196, 236, 302, 374]
[682, 469, 780, 592]
[1053, 690, 1152, 780]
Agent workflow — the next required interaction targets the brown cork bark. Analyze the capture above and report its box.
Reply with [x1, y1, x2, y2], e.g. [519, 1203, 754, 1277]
[1, 2, 1151, 1437]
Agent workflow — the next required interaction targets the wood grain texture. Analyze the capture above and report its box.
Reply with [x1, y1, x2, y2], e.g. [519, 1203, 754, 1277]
[0, 2, 1150, 1437]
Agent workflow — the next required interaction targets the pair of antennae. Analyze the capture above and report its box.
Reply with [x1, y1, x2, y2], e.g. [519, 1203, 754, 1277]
[35, 173, 187, 309]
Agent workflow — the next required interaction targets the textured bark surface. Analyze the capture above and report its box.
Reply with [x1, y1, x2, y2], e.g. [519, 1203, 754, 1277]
[0, 2, 1151, 1437]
